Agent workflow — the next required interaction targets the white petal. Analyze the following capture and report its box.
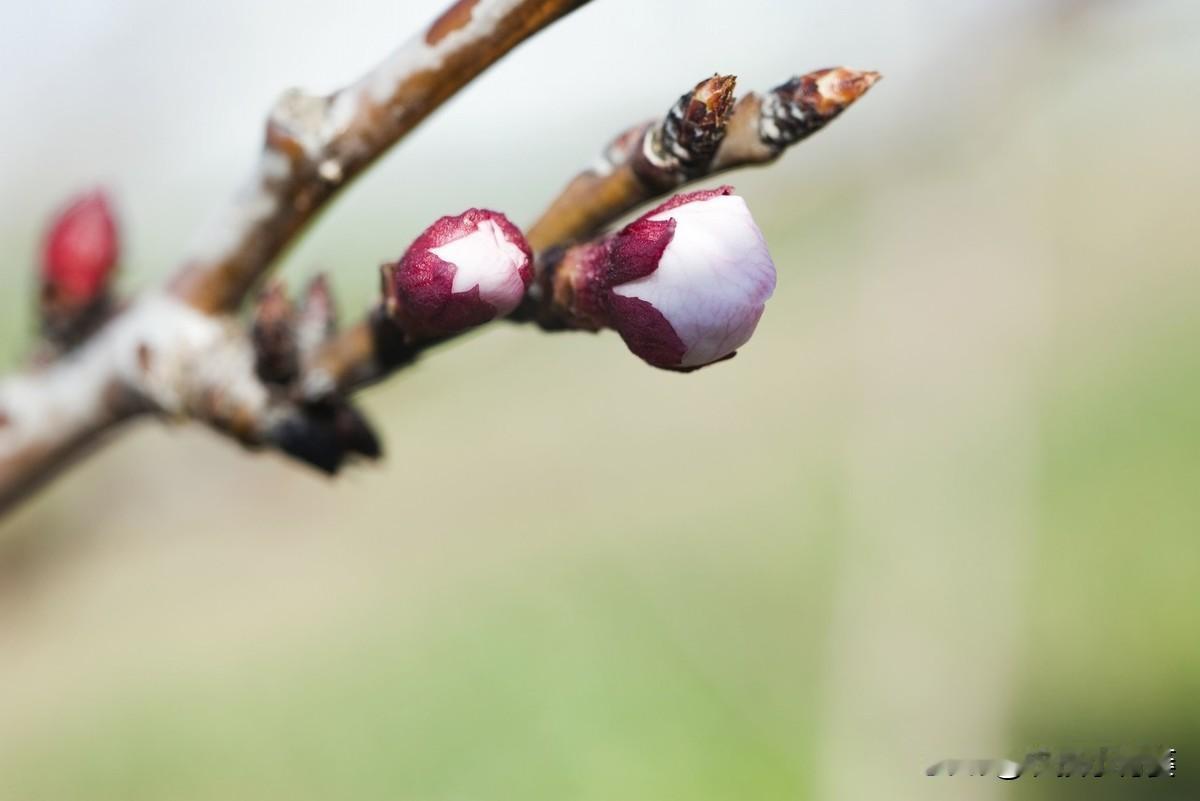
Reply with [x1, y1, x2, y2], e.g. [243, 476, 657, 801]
[431, 219, 527, 311]
[613, 194, 776, 367]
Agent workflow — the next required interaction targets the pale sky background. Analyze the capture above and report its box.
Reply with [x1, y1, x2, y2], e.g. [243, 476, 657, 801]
[0, 0, 1194, 317]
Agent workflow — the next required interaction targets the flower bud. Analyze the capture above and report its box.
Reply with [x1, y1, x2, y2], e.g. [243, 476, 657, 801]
[382, 209, 533, 338]
[251, 281, 299, 385]
[41, 189, 119, 309]
[555, 186, 775, 371]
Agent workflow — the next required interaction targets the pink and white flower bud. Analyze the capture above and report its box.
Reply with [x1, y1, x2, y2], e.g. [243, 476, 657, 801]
[382, 209, 533, 338]
[560, 186, 776, 371]
[41, 189, 119, 308]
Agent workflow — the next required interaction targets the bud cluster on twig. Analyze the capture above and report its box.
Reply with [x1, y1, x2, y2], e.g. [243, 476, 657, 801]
[323, 184, 775, 379]
[526, 66, 880, 255]
[0, 0, 881, 513]
[248, 273, 380, 473]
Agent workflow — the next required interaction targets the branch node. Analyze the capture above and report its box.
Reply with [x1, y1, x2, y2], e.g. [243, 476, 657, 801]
[267, 88, 335, 163]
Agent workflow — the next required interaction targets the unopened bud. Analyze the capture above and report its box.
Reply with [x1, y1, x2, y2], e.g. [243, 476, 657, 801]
[40, 189, 119, 319]
[649, 74, 737, 178]
[554, 186, 776, 371]
[382, 209, 533, 338]
[297, 273, 338, 357]
[761, 68, 881, 148]
[251, 281, 299, 385]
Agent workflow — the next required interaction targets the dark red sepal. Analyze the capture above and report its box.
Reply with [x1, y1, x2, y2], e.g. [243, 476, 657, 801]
[641, 184, 734, 218]
[606, 217, 676, 287]
[606, 293, 687, 369]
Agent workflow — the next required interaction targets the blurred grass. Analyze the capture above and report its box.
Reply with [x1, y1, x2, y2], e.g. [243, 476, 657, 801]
[1015, 309, 1200, 800]
[1, 559, 831, 801]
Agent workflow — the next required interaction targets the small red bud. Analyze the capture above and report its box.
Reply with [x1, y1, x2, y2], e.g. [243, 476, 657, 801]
[41, 189, 119, 307]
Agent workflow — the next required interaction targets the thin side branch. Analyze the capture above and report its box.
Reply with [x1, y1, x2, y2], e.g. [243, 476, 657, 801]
[305, 67, 881, 397]
[526, 67, 879, 253]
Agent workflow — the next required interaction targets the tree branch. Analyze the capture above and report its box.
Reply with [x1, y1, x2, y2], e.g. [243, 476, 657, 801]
[0, 0, 593, 515]
[170, 0, 593, 314]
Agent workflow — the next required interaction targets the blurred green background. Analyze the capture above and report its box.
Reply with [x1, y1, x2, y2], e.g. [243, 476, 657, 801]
[0, 1, 1197, 799]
